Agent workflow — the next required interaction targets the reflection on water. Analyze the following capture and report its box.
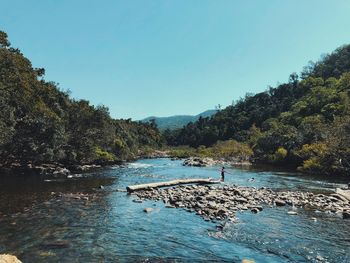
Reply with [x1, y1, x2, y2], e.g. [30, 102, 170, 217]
[0, 159, 349, 262]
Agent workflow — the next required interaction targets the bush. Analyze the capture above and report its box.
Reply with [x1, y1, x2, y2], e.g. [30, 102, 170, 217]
[95, 147, 116, 163]
[274, 147, 288, 161]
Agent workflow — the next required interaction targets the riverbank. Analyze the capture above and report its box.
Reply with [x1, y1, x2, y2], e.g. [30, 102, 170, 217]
[0, 150, 168, 176]
[0, 162, 111, 176]
[131, 184, 350, 222]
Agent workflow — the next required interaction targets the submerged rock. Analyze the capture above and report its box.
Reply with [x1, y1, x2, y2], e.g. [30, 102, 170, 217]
[143, 207, 154, 213]
[251, 208, 259, 214]
[275, 200, 286, 206]
[343, 211, 350, 219]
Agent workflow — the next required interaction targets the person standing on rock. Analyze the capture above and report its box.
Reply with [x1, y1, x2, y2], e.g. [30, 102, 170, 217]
[221, 167, 225, 182]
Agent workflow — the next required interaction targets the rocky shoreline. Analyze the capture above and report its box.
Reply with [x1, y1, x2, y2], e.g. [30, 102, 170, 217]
[182, 157, 252, 167]
[132, 184, 350, 221]
[0, 162, 105, 176]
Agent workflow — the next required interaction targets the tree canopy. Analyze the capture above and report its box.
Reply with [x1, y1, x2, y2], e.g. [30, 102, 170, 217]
[164, 44, 350, 175]
[0, 30, 162, 166]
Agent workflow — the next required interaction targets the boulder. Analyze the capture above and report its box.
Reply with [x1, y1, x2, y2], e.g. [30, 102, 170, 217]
[251, 208, 259, 214]
[143, 207, 154, 213]
[275, 200, 286, 206]
[182, 157, 215, 167]
[287, 211, 298, 215]
[0, 254, 22, 263]
[343, 211, 350, 219]
[330, 193, 348, 203]
[53, 167, 70, 176]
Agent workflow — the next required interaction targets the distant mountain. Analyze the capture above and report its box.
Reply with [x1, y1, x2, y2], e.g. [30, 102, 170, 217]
[141, 110, 218, 130]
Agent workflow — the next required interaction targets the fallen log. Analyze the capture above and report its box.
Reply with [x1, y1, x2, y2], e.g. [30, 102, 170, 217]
[126, 178, 220, 192]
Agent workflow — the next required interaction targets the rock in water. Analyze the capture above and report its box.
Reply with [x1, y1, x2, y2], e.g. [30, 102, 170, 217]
[287, 211, 298, 215]
[143, 207, 154, 213]
[343, 211, 350, 219]
[0, 254, 22, 263]
[53, 167, 70, 176]
[242, 259, 255, 263]
[275, 200, 286, 206]
[251, 208, 259, 214]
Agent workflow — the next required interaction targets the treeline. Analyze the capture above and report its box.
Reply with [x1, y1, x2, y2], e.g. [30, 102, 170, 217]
[0, 31, 161, 166]
[164, 45, 350, 175]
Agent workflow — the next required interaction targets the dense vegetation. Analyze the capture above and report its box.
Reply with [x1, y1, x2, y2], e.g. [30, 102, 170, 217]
[0, 31, 161, 166]
[164, 45, 350, 175]
[166, 140, 253, 161]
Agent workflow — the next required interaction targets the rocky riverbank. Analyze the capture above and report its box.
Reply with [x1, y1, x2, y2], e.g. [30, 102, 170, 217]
[0, 162, 106, 176]
[132, 184, 350, 221]
[182, 157, 252, 167]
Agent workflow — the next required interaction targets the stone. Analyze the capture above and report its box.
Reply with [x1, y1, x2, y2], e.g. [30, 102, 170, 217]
[287, 211, 298, 215]
[251, 208, 259, 214]
[316, 255, 325, 261]
[0, 254, 22, 263]
[132, 199, 143, 203]
[343, 211, 350, 219]
[143, 207, 154, 213]
[275, 200, 286, 206]
[330, 193, 348, 202]
[236, 197, 248, 203]
[53, 167, 70, 176]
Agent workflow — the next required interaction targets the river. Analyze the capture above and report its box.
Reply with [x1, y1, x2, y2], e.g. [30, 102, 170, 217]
[0, 158, 349, 262]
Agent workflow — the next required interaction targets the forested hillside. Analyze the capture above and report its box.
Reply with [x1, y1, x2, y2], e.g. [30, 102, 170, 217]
[164, 45, 350, 175]
[141, 109, 217, 130]
[0, 31, 161, 167]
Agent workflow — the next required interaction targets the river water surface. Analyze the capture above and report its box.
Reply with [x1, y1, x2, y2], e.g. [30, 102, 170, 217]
[0, 159, 349, 262]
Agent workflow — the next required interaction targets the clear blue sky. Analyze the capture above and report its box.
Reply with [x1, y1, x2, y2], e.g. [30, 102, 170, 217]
[1, 0, 350, 120]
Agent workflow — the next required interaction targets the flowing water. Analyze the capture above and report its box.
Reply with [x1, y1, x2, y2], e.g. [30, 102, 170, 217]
[0, 159, 349, 262]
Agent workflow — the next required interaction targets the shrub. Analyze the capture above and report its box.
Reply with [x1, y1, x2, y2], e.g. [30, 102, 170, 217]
[95, 147, 116, 163]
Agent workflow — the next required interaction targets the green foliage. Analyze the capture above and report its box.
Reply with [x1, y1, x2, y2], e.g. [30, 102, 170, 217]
[270, 147, 288, 163]
[95, 147, 116, 163]
[0, 30, 162, 166]
[164, 43, 350, 175]
[210, 140, 253, 161]
[168, 140, 253, 161]
[167, 146, 197, 158]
